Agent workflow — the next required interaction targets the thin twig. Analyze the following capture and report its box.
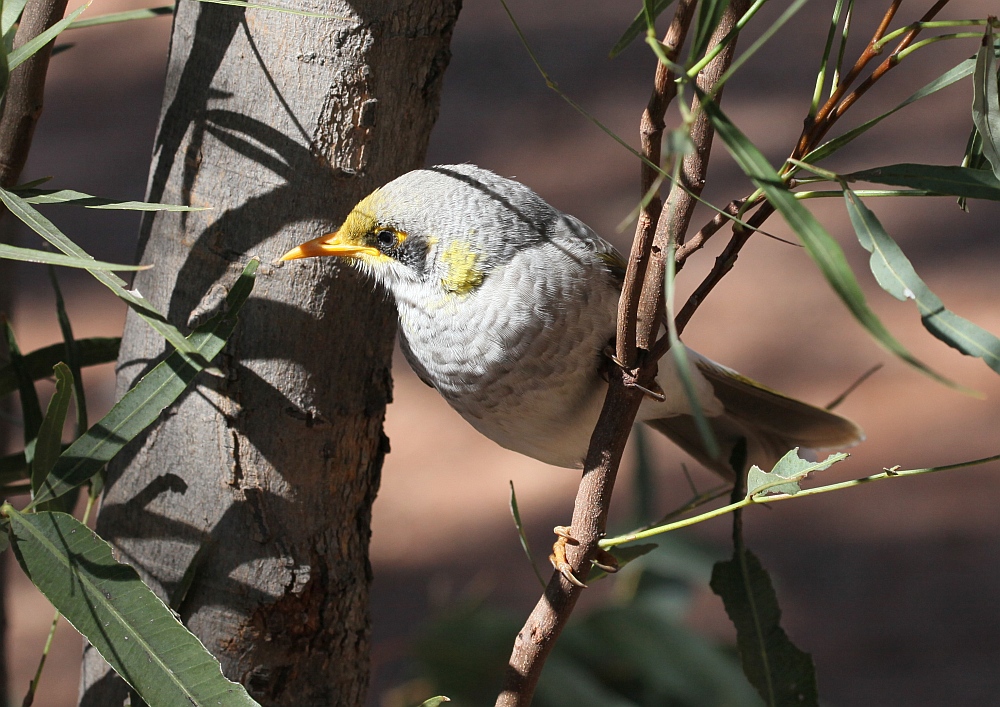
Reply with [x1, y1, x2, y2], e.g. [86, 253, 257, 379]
[618, 0, 699, 368]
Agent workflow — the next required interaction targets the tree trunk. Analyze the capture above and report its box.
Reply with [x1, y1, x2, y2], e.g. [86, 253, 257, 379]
[79, 2, 460, 704]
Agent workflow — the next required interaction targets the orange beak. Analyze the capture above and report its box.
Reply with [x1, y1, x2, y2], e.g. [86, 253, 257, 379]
[279, 231, 379, 261]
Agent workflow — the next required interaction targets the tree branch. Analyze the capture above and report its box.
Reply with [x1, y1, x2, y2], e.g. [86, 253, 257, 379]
[0, 0, 70, 191]
[495, 3, 750, 704]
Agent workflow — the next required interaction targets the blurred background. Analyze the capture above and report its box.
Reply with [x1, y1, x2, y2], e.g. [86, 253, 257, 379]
[4, 0, 999, 704]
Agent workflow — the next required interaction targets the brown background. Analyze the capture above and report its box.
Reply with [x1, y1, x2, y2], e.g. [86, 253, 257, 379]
[5, 0, 999, 705]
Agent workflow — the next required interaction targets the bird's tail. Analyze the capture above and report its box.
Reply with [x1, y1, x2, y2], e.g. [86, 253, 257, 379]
[645, 358, 864, 479]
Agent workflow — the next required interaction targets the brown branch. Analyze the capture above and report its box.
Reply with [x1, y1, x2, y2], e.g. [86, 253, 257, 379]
[673, 197, 746, 269]
[496, 4, 749, 705]
[636, 0, 752, 353]
[794, 0, 952, 160]
[495, 367, 645, 707]
[0, 0, 71, 192]
[674, 0, 955, 344]
[617, 0, 698, 368]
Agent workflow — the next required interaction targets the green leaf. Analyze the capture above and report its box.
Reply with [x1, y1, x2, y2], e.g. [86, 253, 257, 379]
[697, 89, 957, 387]
[1, 0, 26, 40]
[711, 548, 818, 707]
[30, 363, 73, 496]
[508, 481, 545, 588]
[747, 448, 848, 498]
[0, 186, 199, 356]
[804, 57, 978, 164]
[844, 188, 1000, 374]
[28, 259, 259, 508]
[689, 0, 729, 64]
[972, 24, 1000, 180]
[417, 698, 451, 707]
[68, 4, 173, 29]
[846, 163, 1000, 200]
[192, 0, 347, 20]
[609, 0, 677, 58]
[7, 2, 89, 71]
[0, 242, 145, 270]
[49, 267, 87, 434]
[587, 543, 660, 583]
[4, 507, 259, 706]
[16, 187, 201, 211]
[0, 337, 119, 398]
[5, 322, 43, 464]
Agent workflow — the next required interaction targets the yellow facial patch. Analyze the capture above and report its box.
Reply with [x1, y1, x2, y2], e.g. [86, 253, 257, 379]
[439, 239, 484, 295]
[336, 190, 397, 263]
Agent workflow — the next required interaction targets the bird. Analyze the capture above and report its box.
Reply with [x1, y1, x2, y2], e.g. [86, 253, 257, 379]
[280, 164, 863, 480]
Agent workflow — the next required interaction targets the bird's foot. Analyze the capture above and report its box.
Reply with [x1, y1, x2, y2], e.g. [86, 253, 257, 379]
[602, 345, 666, 402]
[548, 526, 619, 588]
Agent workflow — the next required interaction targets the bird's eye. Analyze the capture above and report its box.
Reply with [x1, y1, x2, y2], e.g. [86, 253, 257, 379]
[375, 230, 397, 249]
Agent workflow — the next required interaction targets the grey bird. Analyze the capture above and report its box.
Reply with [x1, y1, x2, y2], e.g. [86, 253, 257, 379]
[280, 164, 863, 478]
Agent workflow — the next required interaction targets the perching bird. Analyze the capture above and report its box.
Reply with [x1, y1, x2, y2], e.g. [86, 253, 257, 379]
[280, 164, 862, 478]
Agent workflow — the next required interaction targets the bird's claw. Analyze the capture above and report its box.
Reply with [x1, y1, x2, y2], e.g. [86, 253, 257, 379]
[548, 526, 620, 586]
[549, 526, 587, 588]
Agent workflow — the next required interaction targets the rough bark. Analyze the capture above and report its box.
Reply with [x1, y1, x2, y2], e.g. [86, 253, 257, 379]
[79, 1, 460, 705]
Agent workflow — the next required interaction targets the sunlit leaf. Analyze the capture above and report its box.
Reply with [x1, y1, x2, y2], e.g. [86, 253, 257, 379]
[68, 4, 173, 29]
[418, 698, 451, 707]
[711, 548, 818, 707]
[844, 188, 1000, 374]
[0, 242, 145, 270]
[30, 363, 73, 496]
[16, 187, 201, 211]
[7, 2, 89, 71]
[0, 186, 198, 355]
[747, 448, 848, 498]
[972, 24, 1000, 179]
[847, 163, 1000, 200]
[696, 89, 956, 387]
[28, 259, 258, 508]
[4, 508, 258, 705]
[0, 337, 119, 398]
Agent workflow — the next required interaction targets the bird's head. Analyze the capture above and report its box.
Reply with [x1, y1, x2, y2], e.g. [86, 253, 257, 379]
[280, 165, 557, 300]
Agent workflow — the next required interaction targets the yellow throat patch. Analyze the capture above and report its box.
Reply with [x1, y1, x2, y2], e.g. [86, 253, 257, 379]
[440, 239, 484, 295]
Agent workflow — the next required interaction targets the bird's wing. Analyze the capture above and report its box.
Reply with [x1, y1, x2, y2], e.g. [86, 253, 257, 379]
[645, 354, 864, 478]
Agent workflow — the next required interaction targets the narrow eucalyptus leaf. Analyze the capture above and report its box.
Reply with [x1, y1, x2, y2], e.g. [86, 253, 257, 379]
[68, 4, 173, 29]
[418, 698, 451, 707]
[17, 187, 200, 211]
[0, 0, 26, 38]
[5, 322, 44, 463]
[711, 548, 818, 707]
[690, 0, 729, 63]
[0, 242, 145, 270]
[696, 89, 956, 387]
[29, 259, 259, 507]
[4, 508, 259, 705]
[845, 188, 1000, 374]
[50, 267, 88, 434]
[972, 24, 1000, 179]
[6, 2, 89, 70]
[0, 186, 198, 355]
[609, 0, 676, 58]
[0, 337, 119, 399]
[30, 363, 73, 496]
[847, 163, 1000, 201]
